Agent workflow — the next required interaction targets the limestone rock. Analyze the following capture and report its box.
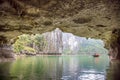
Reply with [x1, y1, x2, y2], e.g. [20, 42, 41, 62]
[42, 28, 63, 54]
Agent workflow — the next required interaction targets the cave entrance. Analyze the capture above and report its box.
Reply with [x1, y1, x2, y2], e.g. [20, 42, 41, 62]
[0, 28, 111, 80]
[12, 28, 108, 56]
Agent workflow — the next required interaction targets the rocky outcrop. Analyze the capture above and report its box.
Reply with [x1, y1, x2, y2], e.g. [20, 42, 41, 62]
[106, 61, 120, 80]
[42, 28, 63, 54]
[0, 45, 15, 59]
[108, 29, 120, 59]
[62, 32, 108, 54]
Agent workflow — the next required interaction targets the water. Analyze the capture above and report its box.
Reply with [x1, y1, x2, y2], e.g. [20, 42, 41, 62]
[0, 55, 110, 80]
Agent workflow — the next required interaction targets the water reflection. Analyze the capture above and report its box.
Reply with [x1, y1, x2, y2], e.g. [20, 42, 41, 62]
[0, 55, 111, 80]
[10, 56, 63, 80]
[78, 70, 105, 80]
[61, 55, 109, 80]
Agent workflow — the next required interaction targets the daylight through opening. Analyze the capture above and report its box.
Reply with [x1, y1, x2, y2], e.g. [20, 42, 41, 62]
[12, 28, 108, 55]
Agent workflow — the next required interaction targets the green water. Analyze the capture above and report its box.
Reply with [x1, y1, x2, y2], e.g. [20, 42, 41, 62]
[0, 55, 110, 80]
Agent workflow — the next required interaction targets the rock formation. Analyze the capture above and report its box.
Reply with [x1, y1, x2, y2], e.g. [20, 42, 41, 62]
[0, 44, 15, 59]
[62, 32, 107, 55]
[42, 28, 63, 54]
[0, 0, 120, 59]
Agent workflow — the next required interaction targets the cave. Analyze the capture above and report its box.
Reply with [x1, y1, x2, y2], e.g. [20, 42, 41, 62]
[11, 28, 108, 55]
[0, 0, 120, 80]
[0, 0, 120, 59]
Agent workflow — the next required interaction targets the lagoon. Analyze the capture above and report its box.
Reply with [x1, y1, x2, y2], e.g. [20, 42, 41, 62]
[0, 55, 110, 80]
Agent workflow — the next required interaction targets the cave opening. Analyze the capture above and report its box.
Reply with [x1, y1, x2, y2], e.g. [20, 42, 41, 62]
[0, 0, 120, 80]
[0, 28, 109, 80]
[12, 28, 108, 56]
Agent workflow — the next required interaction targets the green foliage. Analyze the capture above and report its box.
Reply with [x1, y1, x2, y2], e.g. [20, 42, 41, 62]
[13, 41, 24, 53]
[13, 34, 47, 54]
[34, 34, 47, 52]
[13, 34, 35, 54]
[78, 40, 108, 54]
[24, 47, 35, 53]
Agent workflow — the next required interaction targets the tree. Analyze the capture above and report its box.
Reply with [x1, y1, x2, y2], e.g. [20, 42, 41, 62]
[13, 34, 35, 54]
[13, 34, 47, 54]
[34, 34, 47, 53]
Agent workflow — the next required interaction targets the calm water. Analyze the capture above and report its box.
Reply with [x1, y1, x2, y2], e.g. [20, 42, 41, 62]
[0, 55, 111, 80]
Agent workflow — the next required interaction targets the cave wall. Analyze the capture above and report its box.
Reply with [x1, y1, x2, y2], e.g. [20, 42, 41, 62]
[0, 44, 14, 59]
[0, 0, 119, 41]
[109, 29, 120, 59]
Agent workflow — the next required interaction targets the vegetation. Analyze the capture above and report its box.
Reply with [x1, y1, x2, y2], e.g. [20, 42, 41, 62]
[62, 37, 108, 55]
[13, 34, 47, 54]
[78, 42, 108, 54]
[34, 34, 47, 53]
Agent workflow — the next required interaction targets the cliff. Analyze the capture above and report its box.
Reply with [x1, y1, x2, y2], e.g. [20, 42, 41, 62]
[42, 28, 63, 54]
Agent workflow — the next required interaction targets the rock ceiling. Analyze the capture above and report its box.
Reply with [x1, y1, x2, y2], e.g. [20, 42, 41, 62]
[0, 0, 120, 44]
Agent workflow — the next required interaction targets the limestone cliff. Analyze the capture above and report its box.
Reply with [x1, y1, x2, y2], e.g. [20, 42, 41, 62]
[62, 32, 107, 55]
[42, 28, 63, 54]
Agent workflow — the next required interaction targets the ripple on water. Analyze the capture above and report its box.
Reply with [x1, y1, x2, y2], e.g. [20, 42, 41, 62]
[78, 73, 105, 80]
[61, 76, 71, 80]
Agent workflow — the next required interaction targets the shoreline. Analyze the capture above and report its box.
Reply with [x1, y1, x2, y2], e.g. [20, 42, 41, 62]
[0, 57, 15, 62]
[0, 54, 117, 62]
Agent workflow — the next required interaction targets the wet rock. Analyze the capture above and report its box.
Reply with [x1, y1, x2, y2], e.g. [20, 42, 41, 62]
[0, 49, 14, 58]
[0, 45, 15, 58]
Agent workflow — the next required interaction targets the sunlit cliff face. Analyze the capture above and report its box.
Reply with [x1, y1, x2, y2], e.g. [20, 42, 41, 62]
[62, 32, 107, 54]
